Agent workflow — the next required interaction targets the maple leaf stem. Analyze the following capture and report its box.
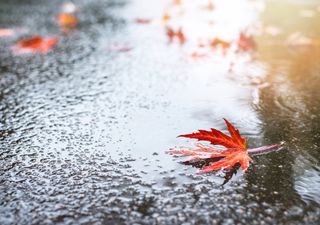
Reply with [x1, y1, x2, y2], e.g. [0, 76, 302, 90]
[247, 142, 285, 154]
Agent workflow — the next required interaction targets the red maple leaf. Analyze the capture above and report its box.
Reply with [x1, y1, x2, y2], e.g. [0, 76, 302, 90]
[179, 118, 246, 149]
[167, 119, 284, 173]
[12, 36, 58, 54]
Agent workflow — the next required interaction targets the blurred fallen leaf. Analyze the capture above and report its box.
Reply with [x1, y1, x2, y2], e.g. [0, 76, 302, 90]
[162, 13, 171, 23]
[206, 1, 215, 11]
[166, 27, 186, 44]
[191, 52, 208, 59]
[134, 18, 151, 24]
[107, 43, 132, 52]
[173, 0, 182, 5]
[210, 38, 230, 50]
[238, 32, 256, 52]
[176, 28, 186, 44]
[12, 36, 58, 54]
[166, 26, 175, 42]
[57, 13, 78, 29]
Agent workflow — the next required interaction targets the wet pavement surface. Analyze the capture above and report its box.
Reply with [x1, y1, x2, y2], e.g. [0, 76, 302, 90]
[0, 0, 319, 224]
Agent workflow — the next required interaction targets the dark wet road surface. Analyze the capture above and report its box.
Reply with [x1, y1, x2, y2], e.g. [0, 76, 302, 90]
[0, 0, 319, 224]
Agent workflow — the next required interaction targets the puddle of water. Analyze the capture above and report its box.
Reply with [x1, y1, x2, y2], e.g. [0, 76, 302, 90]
[0, 0, 319, 224]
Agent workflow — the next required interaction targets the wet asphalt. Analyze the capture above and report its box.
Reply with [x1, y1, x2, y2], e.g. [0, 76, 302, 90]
[0, 0, 319, 224]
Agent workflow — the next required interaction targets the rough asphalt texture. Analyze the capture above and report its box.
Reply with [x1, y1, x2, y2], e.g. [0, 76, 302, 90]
[0, 0, 319, 224]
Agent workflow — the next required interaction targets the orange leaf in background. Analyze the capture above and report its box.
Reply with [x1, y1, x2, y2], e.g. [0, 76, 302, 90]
[57, 13, 78, 29]
[166, 26, 175, 42]
[210, 38, 230, 50]
[166, 119, 284, 174]
[238, 32, 256, 51]
[134, 18, 151, 24]
[206, 1, 215, 11]
[173, 0, 182, 5]
[162, 13, 171, 23]
[166, 27, 186, 44]
[0, 28, 15, 37]
[176, 28, 186, 44]
[12, 36, 58, 54]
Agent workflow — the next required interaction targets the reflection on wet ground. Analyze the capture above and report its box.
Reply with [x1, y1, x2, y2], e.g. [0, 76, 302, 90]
[0, 0, 319, 224]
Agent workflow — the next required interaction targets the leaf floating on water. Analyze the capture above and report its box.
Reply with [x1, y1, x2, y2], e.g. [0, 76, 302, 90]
[198, 148, 252, 173]
[166, 118, 284, 180]
[12, 36, 58, 54]
[179, 118, 246, 149]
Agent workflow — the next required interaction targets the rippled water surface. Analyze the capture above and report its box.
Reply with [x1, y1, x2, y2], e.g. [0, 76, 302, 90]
[0, 0, 319, 224]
